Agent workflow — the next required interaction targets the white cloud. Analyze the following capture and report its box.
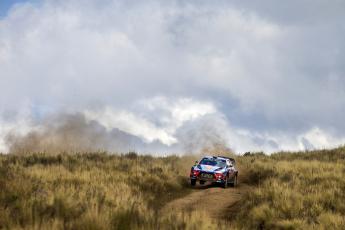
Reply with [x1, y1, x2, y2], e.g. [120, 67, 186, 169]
[298, 128, 345, 151]
[84, 108, 177, 145]
[0, 117, 35, 153]
[84, 97, 216, 146]
[0, 0, 345, 153]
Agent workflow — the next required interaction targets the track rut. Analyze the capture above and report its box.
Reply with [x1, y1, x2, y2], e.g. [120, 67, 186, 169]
[162, 181, 250, 219]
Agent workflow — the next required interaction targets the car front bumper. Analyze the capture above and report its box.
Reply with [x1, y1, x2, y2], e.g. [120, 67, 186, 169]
[190, 172, 225, 183]
[190, 172, 236, 183]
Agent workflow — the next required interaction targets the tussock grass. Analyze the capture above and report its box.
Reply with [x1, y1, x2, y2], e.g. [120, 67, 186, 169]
[1, 147, 345, 229]
[0, 152, 199, 229]
[234, 147, 345, 229]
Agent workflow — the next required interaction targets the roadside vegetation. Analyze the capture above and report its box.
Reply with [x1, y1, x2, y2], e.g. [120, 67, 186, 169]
[234, 147, 345, 229]
[0, 152, 222, 229]
[0, 147, 345, 229]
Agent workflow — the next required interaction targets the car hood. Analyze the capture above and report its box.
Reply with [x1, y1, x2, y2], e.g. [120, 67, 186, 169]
[198, 164, 224, 173]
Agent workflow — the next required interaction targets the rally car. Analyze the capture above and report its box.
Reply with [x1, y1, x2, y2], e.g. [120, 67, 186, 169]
[190, 156, 238, 188]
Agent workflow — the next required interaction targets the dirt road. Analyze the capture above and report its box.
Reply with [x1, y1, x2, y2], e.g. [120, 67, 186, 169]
[162, 181, 250, 220]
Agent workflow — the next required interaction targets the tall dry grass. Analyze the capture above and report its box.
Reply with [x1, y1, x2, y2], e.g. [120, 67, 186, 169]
[233, 147, 345, 229]
[0, 152, 224, 229]
[1, 147, 345, 229]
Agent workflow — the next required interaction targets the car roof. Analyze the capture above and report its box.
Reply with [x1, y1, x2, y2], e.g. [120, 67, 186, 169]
[217, 156, 228, 160]
[202, 155, 214, 159]
[217, 156, 235, 162]
[202, 156, 228, 161]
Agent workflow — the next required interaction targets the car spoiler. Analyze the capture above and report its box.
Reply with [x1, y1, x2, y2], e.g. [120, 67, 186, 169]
[217, 156, 236, 164]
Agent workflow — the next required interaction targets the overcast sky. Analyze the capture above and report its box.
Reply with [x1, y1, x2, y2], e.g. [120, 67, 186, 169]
[0, 0, 345, 154]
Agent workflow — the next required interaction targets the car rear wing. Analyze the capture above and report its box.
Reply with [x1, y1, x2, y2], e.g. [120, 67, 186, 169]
[217, 156, 236, 165]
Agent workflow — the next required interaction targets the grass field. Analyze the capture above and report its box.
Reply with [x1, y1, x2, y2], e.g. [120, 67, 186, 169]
[234, 148, 345, 229]
[1, 147, 345, 229]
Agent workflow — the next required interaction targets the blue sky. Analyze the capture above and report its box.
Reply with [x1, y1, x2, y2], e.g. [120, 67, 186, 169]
[0, 0, 345, 154]
[0, 0, 27, 17]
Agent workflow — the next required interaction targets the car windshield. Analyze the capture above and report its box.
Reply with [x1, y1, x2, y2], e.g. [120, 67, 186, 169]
[199, 158, 226, 167]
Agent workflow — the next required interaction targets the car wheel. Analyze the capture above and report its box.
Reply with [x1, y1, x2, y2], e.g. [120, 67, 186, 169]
[229, 175, 237, 187]
[191, 179, 196, 186]
[222, 177, 228, 188]
[200, 180, 205, 185]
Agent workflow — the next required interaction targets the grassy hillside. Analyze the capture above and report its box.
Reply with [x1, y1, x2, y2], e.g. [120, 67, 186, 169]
[0, 152, 204, 229]
[1, 147, 345, 229]
[234, 147, 345, 229]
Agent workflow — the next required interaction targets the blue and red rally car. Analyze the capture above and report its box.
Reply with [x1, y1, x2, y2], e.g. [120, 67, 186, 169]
[190, 156, 238, 188]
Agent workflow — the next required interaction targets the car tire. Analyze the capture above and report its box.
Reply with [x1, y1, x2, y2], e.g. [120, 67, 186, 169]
[191, 179, 196, 186]
[229, 175, 237, 187]
[222, 177, 228, 188]
[199, 180, 205, 185]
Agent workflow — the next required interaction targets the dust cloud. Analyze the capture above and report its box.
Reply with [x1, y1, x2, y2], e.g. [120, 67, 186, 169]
[5, 113, 139, 154]
[4, 112, 233, 155]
